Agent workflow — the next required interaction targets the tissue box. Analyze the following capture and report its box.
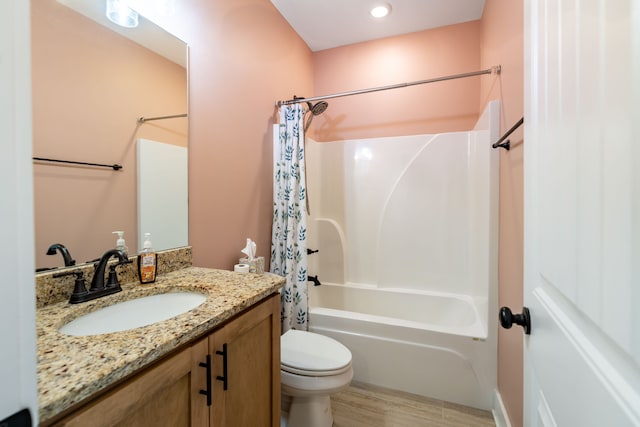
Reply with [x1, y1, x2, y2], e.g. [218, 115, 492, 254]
[239, 256, 264, 274]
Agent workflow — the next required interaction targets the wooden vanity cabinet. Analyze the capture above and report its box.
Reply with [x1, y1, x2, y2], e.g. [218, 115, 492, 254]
[52, 294, 280, 427]
[195, 293, 281, 426]
[52, 344, 198, 427]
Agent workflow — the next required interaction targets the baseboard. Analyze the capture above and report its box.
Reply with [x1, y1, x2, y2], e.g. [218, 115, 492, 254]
[492, 389, 512, 427]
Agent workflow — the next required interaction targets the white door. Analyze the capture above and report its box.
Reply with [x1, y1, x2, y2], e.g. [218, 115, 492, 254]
[522, 0, 640, 425]
[0, 1, 38, 425]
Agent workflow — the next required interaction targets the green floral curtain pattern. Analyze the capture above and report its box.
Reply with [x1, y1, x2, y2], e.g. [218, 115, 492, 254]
[271, 104, 308, 332]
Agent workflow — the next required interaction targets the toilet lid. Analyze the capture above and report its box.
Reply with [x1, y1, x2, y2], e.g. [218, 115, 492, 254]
[281, 330, 352, 373]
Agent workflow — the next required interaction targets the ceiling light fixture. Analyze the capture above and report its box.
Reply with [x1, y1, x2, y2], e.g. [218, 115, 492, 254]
[370, 4, 391, 19]
[106, 0, 139, 28]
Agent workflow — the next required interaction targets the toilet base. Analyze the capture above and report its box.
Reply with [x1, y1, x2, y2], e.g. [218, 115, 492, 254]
[285, 395, 333, 427]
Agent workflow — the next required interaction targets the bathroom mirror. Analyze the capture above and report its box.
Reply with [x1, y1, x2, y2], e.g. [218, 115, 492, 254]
[32, 0, 188, 270]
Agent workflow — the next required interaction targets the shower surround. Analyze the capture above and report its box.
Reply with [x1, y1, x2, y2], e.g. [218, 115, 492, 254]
[306, 101, 500, 410]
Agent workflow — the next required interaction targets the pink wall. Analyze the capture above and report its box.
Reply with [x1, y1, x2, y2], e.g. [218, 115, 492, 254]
[154, 0, 314, 269]
[311, 21, 483, 141]
[480, 1, 525, 426]
[32, 0, 187, 268]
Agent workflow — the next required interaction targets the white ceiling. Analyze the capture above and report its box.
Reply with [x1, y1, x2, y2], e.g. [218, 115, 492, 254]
[270, 0, 486, 52]
[57, 0, 186, 66]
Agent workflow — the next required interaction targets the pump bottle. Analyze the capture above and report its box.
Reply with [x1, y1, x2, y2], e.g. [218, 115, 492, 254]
[112, 231, 128, 256]
[137, 233, 157, 284]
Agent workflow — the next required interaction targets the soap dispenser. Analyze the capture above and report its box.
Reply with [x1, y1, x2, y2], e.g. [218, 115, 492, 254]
[112, 231, 128, 257]
[137, 233, 157, 284]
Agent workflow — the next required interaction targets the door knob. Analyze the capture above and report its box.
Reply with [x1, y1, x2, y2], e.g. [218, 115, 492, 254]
[499, 306, 531, 335]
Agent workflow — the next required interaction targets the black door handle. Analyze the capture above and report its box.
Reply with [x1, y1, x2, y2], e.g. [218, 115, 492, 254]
[216, 343, 228, 390]
[199, 354, 212, 406]
[499, 306, 531, 335]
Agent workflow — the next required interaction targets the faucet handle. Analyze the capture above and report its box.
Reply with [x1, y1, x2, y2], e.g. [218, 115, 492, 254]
[106, 259, 132, 289]
[53, 270, 88, 304]
[106, 265, 120, 289]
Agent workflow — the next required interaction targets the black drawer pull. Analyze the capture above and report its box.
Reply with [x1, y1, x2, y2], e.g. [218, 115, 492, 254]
[199, 354, 212, 406]
[216, 343, 228, 390]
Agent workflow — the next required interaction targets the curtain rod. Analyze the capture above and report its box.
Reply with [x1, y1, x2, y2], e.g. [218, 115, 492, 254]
[276, 66, 501, 107]
[492, 117, 524, 151]
[137, 113, 188, 123]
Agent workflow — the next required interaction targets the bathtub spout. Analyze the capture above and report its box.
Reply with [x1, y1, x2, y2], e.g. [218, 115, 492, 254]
[308, 275, 322, 286]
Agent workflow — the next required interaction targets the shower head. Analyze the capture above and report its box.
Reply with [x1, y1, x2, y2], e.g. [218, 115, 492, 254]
[308, 101, 328, 115]
[304, 101, 329, 131]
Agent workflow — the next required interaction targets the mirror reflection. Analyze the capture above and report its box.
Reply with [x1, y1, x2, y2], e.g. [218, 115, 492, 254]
[32, 0, 188, 271]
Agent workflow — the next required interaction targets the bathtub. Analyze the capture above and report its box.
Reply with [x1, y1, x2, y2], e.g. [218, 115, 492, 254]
[308, 282, 496, 410]
[305, 101, 500, 411]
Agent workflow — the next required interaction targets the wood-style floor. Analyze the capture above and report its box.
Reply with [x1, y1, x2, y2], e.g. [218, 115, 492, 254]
[331, 382, 496, 427]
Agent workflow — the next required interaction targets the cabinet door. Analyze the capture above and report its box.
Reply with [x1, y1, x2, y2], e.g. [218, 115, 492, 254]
[54, 343, 207, 427]
[209, 294, 281, 427]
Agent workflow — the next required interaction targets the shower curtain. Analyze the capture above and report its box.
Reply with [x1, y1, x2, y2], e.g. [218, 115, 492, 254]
[271, 104, 308, 332]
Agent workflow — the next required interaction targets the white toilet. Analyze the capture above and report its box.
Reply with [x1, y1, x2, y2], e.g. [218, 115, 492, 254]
[280, 329, 353, 427]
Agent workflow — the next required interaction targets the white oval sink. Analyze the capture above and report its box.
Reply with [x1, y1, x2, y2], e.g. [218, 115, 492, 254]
[59, 292, 207, 336]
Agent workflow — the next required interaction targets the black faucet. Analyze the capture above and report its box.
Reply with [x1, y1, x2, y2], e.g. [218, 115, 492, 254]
[91, 249, 130, 292]
[52, 249, 131, 304]
[47, 243, 76, 267]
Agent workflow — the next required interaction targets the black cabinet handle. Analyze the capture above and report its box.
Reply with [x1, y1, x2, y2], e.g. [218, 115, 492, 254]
[199, 354, 212, 406]
[499, 306, 531, 335]
[0, 408, 32, 427]
[216, 343, 228, 390]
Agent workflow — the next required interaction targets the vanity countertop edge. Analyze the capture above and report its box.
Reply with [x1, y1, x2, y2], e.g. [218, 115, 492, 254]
[36, 266, 284, 423]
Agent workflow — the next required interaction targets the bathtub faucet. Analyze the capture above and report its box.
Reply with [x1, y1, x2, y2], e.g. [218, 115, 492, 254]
[308, 275, 321, 286]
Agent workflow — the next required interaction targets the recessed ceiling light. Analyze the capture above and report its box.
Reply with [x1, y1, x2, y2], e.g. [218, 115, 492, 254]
[106, 0, 139, 28]
[370, 4, 391, 19]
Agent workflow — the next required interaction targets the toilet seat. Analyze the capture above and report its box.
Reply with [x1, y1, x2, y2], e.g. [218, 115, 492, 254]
[281, 330, 352, 377]
[281, 361, 352, 377]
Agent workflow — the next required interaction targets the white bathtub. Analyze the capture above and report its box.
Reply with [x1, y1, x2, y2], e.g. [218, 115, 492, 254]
[305, 102, 500, 411]
[308, 282, 496, 410]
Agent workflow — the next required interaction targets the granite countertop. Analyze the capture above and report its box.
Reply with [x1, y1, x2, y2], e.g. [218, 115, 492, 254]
[37, 266, 284, 423]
